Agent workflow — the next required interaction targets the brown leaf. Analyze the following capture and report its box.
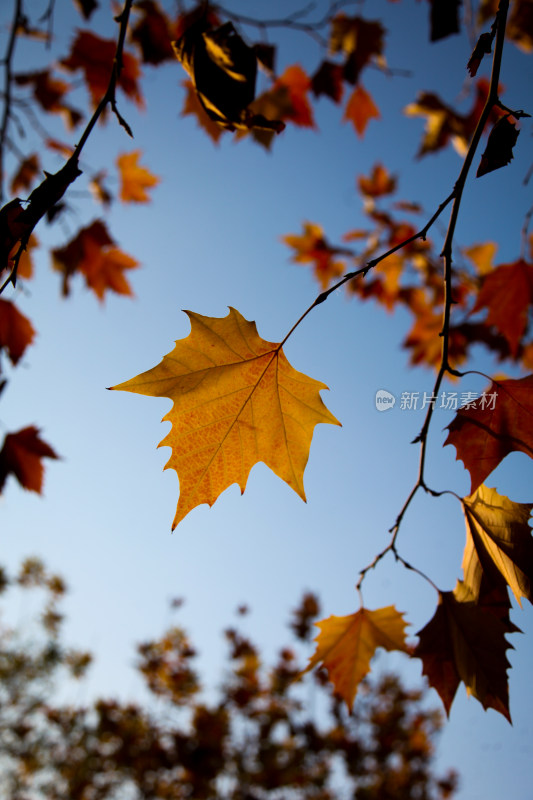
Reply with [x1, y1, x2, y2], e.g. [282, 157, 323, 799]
[0, 427, 59, 494]
[61, 30, 144, 109]
[358, 163, 397, 197]
[14, 70, 83, 128]
[180, 79, 225, 143]
[311, 61, 344, 103]
[131, 0, 175, 65]
[467, 32, 493, 76]
[445, 375, 533, 493]
[0, 299, 35, 365]
[329, 15, 384, 85]
[415, 589, 513, 720]
[429, 0, 461, 42]
[10, 154, 40, 196]
[477, 116, 519, 177]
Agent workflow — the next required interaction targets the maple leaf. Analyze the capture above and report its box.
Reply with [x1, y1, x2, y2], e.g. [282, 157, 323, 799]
[329, 15, 385, 84]
[51, 220, 138, 301]
[357, 163, 397, 197]
[10, 154, 41, 195]
[180, 79, 225, 143]
[0, 426, 59, 494]
[61, 30, 144, 109]
[445, 375, 533, 493]
[0, 299, 36, 365]
[463, 241, 497, 275]
[429, 0, 461, 42]
[415, 588, 513, 720]
[131, 0, 175, 65]
[116, 150, 159, 203]
[111, 308, 340, 528]
[274, 65, 315, 128]
[302, 606, 409, 710]
[462, 484, 533, 605]
[472, 258, 533, 355]
[311, 61, 344, 103]
[282, 222, 352, 289]
[461, 485, 533, 607]
[343, 84, 380, 137]
[14, 70, 83, 128]
[477, 116, 520, 177]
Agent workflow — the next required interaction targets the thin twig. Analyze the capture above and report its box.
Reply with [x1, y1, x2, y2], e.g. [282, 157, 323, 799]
[0, 0, 22, 202]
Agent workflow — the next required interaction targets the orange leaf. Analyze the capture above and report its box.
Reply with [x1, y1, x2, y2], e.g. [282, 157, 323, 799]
[343, 84, 380, 137]
[111, 308, 340, 528]
[463, 241, 497, 275]
[303, 606, 409, 710]
[0, 298, 35, 365]
[445, 375, 533, 493]
[61, 30, 144, 109]
[357, 163, 397, 197]
[282, 222, 351, 289]
[0, 426, 58, 494]
[275, 65, 315, 128]
[14, 70, 83, 128]
[51, 220, 138, 301]
[116, 150, 159, 203]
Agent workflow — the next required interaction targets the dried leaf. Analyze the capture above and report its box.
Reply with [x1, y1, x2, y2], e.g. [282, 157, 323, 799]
[477, 116, 519, 177]
[131, 0, 175, 65]
[111, 307, 340, 528]
[429, 0, 461, 42]
[472, 258, 533, 355]
[358, 163, 397, 197]
[467, 32, 493, 76]
[415, 587, 513, 720]
[445, 375, 533, 493]
[311, 61, 344, 103]
[0, 299, 35, 365]
[303, 606, 409, 710]
[0, 427, 59, 494]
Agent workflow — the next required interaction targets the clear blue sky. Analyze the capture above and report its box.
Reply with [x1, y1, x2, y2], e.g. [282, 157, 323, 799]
[1, 1, 533, 798]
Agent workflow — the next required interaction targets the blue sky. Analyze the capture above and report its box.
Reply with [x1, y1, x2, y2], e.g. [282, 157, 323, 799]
[1, 1, 533, 797]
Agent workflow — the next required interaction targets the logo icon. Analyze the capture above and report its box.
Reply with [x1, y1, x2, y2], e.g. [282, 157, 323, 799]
[375, 389, 396, 411]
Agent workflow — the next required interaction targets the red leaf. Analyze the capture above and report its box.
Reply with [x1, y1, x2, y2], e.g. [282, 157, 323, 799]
[445, 376, 533, 493]
[0, 299, 35, 365]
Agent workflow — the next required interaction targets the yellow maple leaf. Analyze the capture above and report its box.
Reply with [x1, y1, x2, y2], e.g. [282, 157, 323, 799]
[302, 606, 409, 709]
[111, 307, 340, 528]
[462, 484, 533, 607]
[116, 150, 160, 203]
[463, 241, 497, 275]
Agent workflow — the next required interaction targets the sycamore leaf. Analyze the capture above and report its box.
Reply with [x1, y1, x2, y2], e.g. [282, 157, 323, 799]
[51, 220, 138, 301]
[461, 485, 533, 606]
[131, 0, 175, 65]
[303, 606, 409, 710]
[415, 589, 513, 720]
[10, 154, 41, 196]
[445, 375, 533, 492]
[463, 241, 497, 275]
[282, 222, 352, 289]
[0, 426, 59, 494]
[429, 0, 461, 41]
[116, 150, 160, 203]
[61, 30, 144, 109]
[111, 307, 340, 528]
[181, 79, 225, 143]
[343, 84, 380, 137]
[477, 117, 519, 177]
[472, 259, 533, 355]
[0, 298, 36, 365]
[357, 163, 397, 198]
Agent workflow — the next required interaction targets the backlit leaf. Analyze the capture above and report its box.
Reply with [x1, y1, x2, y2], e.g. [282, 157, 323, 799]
[445, 375, 533, 492]
[415, 588, 513, 721]
[461, 485, 533, 606]
[116, 150, 160, 203]
[343, 84, 380, 137]
[0, 427, 58, 495]
[0, 299, 36, 365]
[477, 116, 519, 177]
[111, 307, 340, 528]
[303, 606, 409, 710]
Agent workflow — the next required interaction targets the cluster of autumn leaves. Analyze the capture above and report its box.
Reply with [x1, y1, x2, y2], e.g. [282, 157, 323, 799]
[0, 559, 458, 799]
[1, 0, 533, 726]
